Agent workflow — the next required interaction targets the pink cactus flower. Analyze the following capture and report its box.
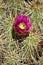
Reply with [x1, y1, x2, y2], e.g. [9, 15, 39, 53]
[13, 14, 32, 35]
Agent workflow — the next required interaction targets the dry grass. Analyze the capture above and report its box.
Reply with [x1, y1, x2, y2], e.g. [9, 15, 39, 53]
[0, 0, 43, 65]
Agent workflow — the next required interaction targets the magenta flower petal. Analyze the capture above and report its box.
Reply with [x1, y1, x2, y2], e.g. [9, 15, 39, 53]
[13, 14, 32, 35]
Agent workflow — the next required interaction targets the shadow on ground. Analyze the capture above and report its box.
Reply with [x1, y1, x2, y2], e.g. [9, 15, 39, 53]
[12, 27, 29, 43]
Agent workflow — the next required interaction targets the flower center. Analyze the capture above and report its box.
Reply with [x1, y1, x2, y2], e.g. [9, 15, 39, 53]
[18, 22, 26, 29]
